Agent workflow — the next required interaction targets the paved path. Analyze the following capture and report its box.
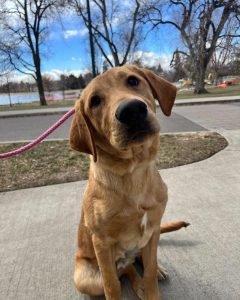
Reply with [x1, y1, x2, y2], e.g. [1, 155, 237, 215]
[1, 102, 240, 143]
[0, 108, 206, 143]
[0, 129, 240, 300]
[0, 97, 240, 143]
[0, 114, 73, 143]
[175, 103, 240, 131]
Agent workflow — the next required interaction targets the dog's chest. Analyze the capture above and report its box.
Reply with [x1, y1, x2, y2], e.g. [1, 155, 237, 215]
[115, 211, 154, 270]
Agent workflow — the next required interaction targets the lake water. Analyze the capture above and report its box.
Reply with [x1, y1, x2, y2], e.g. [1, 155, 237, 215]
[0, 90, 81, 105]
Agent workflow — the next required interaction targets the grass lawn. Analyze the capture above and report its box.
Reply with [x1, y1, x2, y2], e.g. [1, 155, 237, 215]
[177, 85, 240, 99]
[0, 132, 227, 192]
[0, 99, 76, 111]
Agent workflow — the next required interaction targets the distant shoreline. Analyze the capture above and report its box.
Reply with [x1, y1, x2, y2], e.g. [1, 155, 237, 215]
[0, 89, 81, 105]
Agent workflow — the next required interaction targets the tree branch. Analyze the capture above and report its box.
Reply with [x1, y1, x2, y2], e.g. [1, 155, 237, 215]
[122, 0, 140, 65]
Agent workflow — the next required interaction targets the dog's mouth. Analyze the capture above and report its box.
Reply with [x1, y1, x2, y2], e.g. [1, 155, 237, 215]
[111, 115, 160, 149]
[125, 120, 155, 142]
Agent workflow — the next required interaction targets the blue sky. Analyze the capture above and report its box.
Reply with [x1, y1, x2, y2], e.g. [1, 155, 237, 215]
[37, 11, 180, 80]
[8, 8, 181, 82]
[42, 16, 89, 71]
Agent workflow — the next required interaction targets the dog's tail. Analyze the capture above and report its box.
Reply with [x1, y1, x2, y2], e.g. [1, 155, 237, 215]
[160, 221, 190, 234]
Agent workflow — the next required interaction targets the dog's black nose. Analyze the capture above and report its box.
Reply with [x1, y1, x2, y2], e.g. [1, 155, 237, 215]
[115, 100, 147, 127]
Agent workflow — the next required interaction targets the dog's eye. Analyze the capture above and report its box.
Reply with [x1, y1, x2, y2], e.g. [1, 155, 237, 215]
[127, 76, 139, 87]
[90, 95, 101, 108]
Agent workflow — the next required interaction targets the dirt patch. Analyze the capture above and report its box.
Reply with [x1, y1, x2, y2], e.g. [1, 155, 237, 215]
[0, 132, 227, 192]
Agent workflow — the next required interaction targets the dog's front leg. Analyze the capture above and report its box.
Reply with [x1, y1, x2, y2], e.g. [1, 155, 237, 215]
[92, 234, 121, 300]
[141, 229, 162, 300]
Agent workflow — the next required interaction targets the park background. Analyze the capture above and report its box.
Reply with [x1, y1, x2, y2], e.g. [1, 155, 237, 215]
[0, 0, 239, 107]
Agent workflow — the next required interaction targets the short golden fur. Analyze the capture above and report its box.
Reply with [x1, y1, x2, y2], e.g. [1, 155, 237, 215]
[70, 65, 188, 300]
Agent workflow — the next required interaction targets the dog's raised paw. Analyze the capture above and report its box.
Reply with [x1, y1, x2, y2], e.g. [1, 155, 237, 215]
[132, 278, 145, 300]
[157, 264, 168, 281]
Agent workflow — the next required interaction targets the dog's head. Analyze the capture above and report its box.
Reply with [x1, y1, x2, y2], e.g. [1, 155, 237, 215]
[70, 65, 176, 162]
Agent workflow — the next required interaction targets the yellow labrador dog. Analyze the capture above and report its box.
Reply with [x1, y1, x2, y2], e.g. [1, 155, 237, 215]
[70, 65, 188, 300]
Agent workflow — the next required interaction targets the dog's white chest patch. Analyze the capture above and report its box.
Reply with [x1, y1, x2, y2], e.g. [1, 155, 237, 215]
[115, 212, 154, 271]
[141, 212, 148, 231]
[139, 211, 153, 249]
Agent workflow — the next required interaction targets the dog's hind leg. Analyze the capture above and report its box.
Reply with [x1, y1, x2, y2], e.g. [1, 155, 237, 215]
[74, 256, 104, 296]
[136, 256, 168, 282]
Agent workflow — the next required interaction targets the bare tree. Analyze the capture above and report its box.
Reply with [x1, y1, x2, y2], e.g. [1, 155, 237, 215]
[144, 0, 240, 94]
[228, 46, 240, 75]
[0, 0, 59, 105]
[170, 49, 188, 81]
[208, 19, 240, 82]
[69, 0, 142, 68]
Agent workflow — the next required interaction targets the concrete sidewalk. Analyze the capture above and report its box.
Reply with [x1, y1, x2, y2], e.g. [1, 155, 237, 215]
[0, 95, 239, 118]
[0, 130, 240, 300]
[175, 94, 240, 105]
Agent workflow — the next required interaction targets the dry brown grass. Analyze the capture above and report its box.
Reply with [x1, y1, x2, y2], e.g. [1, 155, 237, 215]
[176, 85, 240, 99]
[0, 132, 227, 192]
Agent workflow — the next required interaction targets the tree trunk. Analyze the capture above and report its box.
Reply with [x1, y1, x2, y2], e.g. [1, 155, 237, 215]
[86, 0, 96, 77]
[194, 63, 208, 94]
[35, 56, 47, 106]
[36, 70, 47, 105]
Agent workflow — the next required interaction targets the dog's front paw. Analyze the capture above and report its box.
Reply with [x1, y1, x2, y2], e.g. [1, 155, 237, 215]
[132, 277, 145, 300]
[157, 264, 168, 281]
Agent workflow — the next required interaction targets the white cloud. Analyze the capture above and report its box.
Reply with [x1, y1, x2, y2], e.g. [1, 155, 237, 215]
[2, 0, 17, 10]
[7, 68, 90, 82]
[6, 72, 35, 83]
[42, 69, 90, 80]
[8, 51, 172, 83]
[106, 51, 172, 70]
[132, 51, 172, 70]
[63, 28, 88, 39]
[71, 57, 82, 61]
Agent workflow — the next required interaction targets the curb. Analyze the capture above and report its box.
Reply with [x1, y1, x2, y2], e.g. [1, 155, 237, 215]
[0, 131, 219, 145]
[0, 138, 69, 145]
[160, 130, 210, 136]
[174, 98, 240, 106]
[0, 110, 71, 119]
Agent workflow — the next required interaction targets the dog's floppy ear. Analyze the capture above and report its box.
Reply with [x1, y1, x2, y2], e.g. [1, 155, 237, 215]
[69, 101, 97, 162]
[126, 65, 177, 116]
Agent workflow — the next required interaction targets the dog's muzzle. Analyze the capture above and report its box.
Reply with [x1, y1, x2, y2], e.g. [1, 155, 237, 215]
[115, 99, 148, 131]
[113, 99, 159, 146]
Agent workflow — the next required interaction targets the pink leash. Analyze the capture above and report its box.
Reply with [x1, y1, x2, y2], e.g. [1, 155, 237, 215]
[0, 107, 75, 159]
